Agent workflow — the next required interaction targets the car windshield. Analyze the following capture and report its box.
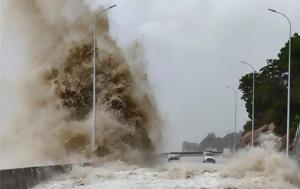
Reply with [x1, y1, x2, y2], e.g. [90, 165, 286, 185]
[206, 153, 214, 156]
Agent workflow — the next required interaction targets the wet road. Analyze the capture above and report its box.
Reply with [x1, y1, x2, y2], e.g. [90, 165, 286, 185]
[32, 155, 300, 189]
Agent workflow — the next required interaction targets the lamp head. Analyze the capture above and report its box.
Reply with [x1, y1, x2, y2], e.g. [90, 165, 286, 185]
[108, 4, 117, 9]
[268, 8, 277, 13]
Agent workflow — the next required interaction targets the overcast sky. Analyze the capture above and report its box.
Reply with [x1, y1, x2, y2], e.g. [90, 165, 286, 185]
[1, 0, 300, 151]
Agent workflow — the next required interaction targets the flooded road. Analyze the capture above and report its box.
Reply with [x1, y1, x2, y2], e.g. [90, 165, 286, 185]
[32, 156, 300, 189]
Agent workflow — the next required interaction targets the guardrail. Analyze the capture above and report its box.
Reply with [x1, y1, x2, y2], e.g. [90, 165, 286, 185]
[0, 164, 73, 189]
[160, 151, 223, 157]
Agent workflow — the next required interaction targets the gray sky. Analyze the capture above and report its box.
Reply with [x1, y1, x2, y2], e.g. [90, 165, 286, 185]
[1, 0, 300, 151]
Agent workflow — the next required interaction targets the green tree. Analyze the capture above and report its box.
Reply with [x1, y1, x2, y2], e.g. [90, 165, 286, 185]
[239, 33, 300, 139]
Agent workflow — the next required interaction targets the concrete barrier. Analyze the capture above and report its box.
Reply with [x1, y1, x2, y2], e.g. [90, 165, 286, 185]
[0, 164, 72, 189]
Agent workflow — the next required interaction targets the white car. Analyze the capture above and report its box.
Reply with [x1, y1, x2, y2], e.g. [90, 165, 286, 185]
[168, 154, 180, 162]
[203, 152, 216, 163]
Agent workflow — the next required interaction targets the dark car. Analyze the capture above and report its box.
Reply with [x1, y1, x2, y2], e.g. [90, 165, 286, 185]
[168, 154, 180, 162]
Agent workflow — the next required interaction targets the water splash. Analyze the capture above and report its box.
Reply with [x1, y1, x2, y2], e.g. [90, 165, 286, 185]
[223, 133, 300, 186]
[1, 0, 162, 168]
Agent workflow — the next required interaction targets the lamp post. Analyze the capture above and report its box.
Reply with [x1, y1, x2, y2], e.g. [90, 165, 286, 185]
[227, 85, 237, 153]
[92, 5, 116, 150]
[268, 8, 292, 157]
[241, 61, 255, 147]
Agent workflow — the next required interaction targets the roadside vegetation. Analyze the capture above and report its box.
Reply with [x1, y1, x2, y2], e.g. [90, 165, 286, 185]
[239, 33, 300, 139]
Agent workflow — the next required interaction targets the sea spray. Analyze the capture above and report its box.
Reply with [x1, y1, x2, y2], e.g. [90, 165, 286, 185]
[222, 133, 300, 186]
[1, 0, 162, 168]
[32, 156, 300, 189]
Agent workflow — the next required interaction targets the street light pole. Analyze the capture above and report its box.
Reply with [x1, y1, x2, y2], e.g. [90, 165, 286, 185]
[227, 86, 237, 153]
[241, 61, 255, 147]
[268, 9, 292, 157]
[92, 5, 116, 150]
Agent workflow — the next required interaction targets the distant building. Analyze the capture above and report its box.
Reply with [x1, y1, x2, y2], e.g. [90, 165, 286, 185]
[182, 141, 199, 152]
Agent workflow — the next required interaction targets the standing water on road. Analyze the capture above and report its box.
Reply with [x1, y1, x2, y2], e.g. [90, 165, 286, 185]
[33, 134, 300, 189]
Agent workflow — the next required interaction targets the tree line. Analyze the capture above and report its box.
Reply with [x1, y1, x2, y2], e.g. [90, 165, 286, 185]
[239, 33, 300, 139]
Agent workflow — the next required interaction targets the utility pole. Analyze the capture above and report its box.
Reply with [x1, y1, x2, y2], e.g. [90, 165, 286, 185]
[268, 9, 292, 157]
[241, 61, 255, 147]
[227, 85, 237, 153]
[92, 5, 116, 150]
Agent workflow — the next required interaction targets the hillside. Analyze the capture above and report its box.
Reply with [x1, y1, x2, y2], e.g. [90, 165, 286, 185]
[182, 132, 241, 152]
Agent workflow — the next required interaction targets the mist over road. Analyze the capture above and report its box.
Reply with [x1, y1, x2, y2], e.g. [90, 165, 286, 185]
[32, 134, 300, 188]
[32, 156, 299, 189]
